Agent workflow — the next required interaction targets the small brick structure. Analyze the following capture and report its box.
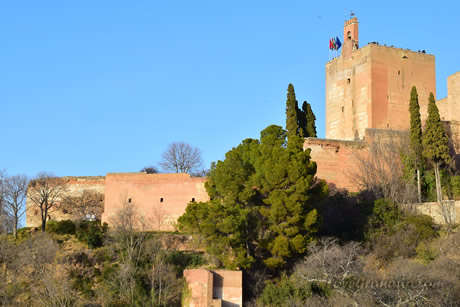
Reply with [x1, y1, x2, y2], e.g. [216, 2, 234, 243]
[183, 269, 242, 307]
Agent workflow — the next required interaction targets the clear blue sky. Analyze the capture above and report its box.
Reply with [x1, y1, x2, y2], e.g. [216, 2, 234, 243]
[1, 1, 458, 179]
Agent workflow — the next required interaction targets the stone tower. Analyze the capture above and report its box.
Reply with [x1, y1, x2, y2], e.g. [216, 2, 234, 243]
[325, 17, 436, 140]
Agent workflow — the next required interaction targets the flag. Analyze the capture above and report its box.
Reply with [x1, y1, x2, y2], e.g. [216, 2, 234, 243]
[329, 39, 333, 50]
[332, 37, 337, 50]
[335, 36, 342, 49]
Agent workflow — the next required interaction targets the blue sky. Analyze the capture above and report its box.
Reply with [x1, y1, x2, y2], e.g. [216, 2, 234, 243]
[1, 1, 458, 179]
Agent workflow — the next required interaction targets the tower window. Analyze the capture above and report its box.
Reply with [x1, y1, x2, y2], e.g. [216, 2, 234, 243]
[398, 70, 400, 75]
[192, 198, 195, 202]
[342, 106, 344, 112]
[347, 78, 351, 84]
[160, 198, 164, 202]
[128, 198, 131, 203]
[347, 31, 351, 40]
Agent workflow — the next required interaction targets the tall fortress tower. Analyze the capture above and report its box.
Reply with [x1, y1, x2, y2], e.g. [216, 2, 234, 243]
[326, 17, 436, 140]
[305, 16, 460, 192]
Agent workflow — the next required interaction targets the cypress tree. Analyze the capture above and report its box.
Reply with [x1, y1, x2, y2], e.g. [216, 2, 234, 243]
[286, 84, 300, 139]
[285, 84, 302, 150]
[422, 93, 451, 203]
[409, 86, 424, 202]
[302, 101, 317, 137]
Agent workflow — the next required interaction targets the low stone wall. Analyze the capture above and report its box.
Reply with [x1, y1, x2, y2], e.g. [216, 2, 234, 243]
[403, 201, 460, 224]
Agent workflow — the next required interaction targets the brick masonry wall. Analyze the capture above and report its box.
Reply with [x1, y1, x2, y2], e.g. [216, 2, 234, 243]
[304, 137, 367, 192]
[101, 173, 209, 231]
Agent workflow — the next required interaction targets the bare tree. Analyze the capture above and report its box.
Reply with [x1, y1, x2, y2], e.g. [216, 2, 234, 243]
[144, 238, 182, 306]
[351, 131, 418, 203]
[151, 204, 167, 231]
[27, 173, 67, 232]
[159, 142, 203, 174]
[294, 237, 367, 305]
[107, 196, 148, 305]
[3, 174, 28, 238]
[61, 190, 104, 222]
[373, 257, 459, 306]
[0, 170, 12, 235]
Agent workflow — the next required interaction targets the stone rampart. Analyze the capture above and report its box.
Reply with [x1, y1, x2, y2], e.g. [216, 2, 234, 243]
[101, 172, 209, 231]
[304, 137, 367, 192]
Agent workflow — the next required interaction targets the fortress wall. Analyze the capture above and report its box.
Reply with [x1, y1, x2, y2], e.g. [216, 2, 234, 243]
[305, 129, 408, 193]
[326, 43, 435, 141]
[446, 71, 460, 121]
[26, 176, 105, 228]
[101, 173, 209, 231]
[369, 45, 436, 132]
[304, 137, 367, 192]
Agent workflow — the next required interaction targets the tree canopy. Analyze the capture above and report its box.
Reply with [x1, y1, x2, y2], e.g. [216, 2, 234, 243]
[422, 93, 450, 166]
[422, 93, 451, 202]
[285, 84, 317, 145]
[178, 124, 326, 270]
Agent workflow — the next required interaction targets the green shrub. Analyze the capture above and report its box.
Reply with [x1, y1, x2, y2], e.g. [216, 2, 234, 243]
[165, 251, 206, 277]
[46, 220, 76, 235]
[76, 221, 107, 248]
[93, 247, 111, 264]
[372, 212, 438, 263]
[367, 199, 403, 238]
[451, 175, 460, 200]
[416, 242, 437, 263]
[404, 214, 437, 241]
[16, 227, 32, 240]
[69, 269, 94, 298]
[259, 275, 311, 306]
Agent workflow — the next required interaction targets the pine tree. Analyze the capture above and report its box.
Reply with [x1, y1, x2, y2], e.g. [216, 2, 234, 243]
[422, 93, 451, 203]
[178, 125, 325, 270]
[408, 86, 424, 202]
[302, 101, 317, 137]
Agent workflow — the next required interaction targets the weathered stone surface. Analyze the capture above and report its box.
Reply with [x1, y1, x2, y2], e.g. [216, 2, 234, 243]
[184, 269, 214, 307]
[26, 176, 105, 228]
[403, 201, 460, 224]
